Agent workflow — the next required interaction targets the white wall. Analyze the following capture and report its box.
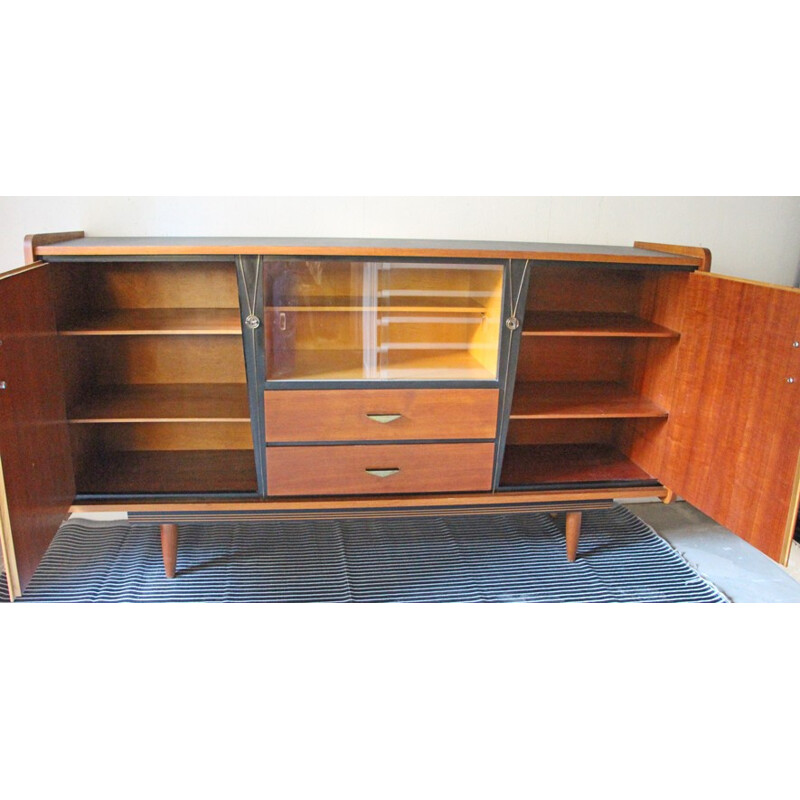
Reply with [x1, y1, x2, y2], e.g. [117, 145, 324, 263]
[2, 196, 799, 286]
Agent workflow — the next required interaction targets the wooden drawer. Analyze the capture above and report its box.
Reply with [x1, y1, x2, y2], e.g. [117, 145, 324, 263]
[265, 388, 499, 442]
[266, 442, 495, 496]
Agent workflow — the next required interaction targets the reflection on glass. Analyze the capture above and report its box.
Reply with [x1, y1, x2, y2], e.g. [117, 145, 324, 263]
[266, 261, 503, 381]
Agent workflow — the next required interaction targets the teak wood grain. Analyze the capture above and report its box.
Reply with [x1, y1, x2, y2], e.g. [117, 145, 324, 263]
[265, 388, 499, 442]
[0, 264, 75, 597]
[266, 443, 495, 496]
[660, 272, 800, 563]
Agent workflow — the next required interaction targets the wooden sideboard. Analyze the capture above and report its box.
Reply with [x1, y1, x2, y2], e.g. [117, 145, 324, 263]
[1, 233, 798, 600]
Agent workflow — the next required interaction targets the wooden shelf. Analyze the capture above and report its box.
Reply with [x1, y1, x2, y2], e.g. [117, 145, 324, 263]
[59, 308, 242, 335]
[270, 296, 487, 313]
[69, 384, 250, 423]
[270, 349, 496, 381]
[510, 382, 668, 419]
[500, 444, 658, 488]
[522, 312, 679, 338]
[74, 450, 258, 495]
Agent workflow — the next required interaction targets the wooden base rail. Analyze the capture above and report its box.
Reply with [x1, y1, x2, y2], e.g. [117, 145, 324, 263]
[152, 503, 593, 577]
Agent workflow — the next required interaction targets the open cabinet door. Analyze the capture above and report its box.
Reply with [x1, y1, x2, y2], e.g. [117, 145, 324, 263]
[0, 263, 75, 599]
[660, 272, 800, 564]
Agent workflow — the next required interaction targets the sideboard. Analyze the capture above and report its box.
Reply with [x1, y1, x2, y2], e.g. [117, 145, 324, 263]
[1, 233, 798, 600]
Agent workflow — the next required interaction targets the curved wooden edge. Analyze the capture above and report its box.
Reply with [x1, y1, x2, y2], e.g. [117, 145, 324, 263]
[634, 241, 711, 272]
[24, 231, 84, 264]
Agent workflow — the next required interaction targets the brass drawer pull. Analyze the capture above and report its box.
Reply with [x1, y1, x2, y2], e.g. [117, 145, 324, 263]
[365, 468, 400, 478]
[366, 414, 403, 424]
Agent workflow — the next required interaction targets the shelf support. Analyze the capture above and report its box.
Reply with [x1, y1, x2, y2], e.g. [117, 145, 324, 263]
[160, 524, 178, 578]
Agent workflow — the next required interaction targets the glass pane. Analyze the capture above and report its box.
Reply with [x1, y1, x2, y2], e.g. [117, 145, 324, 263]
[265, 261, 503, 381]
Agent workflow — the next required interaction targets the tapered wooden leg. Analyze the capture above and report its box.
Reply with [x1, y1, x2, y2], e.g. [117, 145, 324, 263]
[565, 511, 582, 562]
[160, 524, 178, 578]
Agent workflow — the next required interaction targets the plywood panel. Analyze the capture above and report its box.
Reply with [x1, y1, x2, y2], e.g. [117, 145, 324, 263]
[660, 273, 800, 563]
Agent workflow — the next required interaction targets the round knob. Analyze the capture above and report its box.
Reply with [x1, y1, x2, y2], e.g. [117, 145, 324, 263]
[788, 378, 796, 384]
[245, 314, 261, 330]
[0, 381, 7, 390]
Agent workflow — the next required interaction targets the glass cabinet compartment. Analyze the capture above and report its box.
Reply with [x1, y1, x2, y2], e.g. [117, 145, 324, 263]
[264, 261, 504, 381]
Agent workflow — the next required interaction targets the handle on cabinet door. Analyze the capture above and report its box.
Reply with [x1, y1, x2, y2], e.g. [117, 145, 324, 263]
[365, 468, 400, 478]
[366, 414, 402, 424]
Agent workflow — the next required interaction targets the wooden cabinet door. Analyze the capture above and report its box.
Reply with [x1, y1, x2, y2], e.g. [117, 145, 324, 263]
[0, 263, 75, 599]
[659, 272, 800, 563]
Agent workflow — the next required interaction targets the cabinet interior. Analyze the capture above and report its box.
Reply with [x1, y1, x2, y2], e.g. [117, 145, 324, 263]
[264, 260, 504, 382]
[51, 261, 257, 496]
[500, 265, 688, 489]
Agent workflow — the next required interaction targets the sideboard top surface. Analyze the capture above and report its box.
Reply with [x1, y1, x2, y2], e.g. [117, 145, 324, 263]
[34, 236, 702, 266]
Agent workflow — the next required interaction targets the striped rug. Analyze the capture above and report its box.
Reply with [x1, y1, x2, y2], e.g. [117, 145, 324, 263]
[4, 505, 727, 603]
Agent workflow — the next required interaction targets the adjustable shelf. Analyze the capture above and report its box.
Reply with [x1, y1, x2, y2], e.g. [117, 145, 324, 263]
[522, 312, 679, 338]
[500, 444, 659, 489]
[58, 308, 242, 336]
[273, 349, 495, 381]
[510, 382, 668, 419]
[74, 450, 258, 495]
[269, 296, 488, 313]
[68, 384, 251, 423]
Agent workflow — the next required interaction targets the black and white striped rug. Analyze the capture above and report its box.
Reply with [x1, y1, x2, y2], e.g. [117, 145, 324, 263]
[4, 505, 727, 603]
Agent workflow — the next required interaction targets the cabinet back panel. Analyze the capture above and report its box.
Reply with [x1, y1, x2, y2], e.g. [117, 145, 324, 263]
[527, 266, 644, 313]
[70, 422, 254, 455]
[60, 336, 247, 405]
[51, 261, 239, 327]
[516, 338, 633, 383]
[506, 419, 618, 445]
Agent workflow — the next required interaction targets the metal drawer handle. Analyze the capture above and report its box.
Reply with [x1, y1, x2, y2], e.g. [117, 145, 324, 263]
[366, 414, 402, 424]
[365, 468, 400, 478]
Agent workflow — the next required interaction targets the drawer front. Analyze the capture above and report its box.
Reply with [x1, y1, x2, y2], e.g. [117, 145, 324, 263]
[265, 388, 499, 442]
[266, 443, 495, 496]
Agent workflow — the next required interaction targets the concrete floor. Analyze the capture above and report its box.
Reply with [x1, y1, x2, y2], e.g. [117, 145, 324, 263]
[624, 500, 800, 603]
